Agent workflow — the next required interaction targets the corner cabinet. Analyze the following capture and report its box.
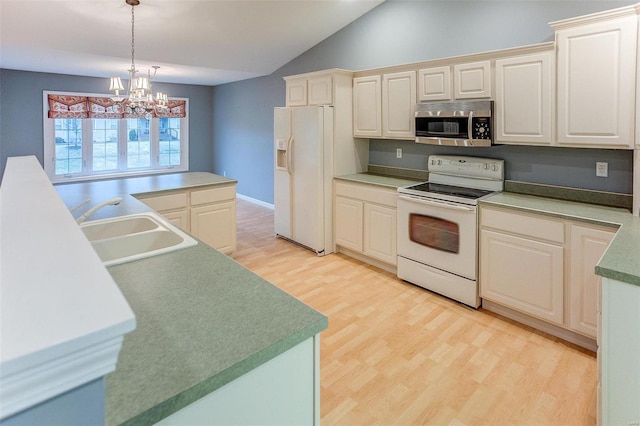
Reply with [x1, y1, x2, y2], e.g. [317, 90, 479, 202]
[135, 183, 237, 255]
[552, 8, 638, 149]
[334, 180, 397, 271]
[479, 204, 618, 349]
[495, 50, 554, 145]
[568, 223, 615, 338]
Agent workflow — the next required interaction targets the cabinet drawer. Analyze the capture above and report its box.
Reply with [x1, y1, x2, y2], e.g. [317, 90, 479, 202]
[480, 207, 564, 243]
[138, 192, 187, 212]
[335, 181, 397, 207]
[191, 185, 236, 206]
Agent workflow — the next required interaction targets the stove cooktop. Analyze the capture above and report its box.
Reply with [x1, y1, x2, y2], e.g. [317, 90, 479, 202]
[400, 182, 495, 200]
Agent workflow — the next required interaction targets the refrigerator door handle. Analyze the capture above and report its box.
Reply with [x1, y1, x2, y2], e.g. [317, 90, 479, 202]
[286, 136, 293, 175]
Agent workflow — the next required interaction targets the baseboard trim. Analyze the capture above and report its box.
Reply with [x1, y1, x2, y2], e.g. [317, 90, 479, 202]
[482, 300, 597, 352]
[237, 193, 273, 209]
[335, 246, 397, 275]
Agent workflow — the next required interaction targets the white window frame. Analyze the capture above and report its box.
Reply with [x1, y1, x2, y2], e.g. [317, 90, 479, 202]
[43, 90, 189, 183]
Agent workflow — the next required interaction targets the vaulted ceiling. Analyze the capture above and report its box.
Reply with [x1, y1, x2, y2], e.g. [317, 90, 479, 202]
[0, 0, 384, 86]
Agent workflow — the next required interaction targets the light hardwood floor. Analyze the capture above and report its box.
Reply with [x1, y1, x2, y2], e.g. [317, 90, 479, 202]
[231, 198, 597, 425]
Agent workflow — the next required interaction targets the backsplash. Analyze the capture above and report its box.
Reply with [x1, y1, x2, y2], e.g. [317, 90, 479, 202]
[369, 139, 633, 195]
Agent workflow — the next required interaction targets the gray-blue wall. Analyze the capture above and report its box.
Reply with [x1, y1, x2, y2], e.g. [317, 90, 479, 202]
[212, 0, 636, 203]
[0, 69, 214, 179]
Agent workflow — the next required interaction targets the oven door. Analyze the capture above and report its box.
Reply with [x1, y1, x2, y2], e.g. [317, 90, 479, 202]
[397, 194, 477, 280]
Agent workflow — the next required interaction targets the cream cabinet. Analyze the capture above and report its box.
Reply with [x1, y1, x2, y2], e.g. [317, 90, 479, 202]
[334, 180, 397, 269]
[480, 204, 619, 349]
[418, 61, 491, 102]
[135, 183, 237, 254]
[353, 75, 382, 138]
[363, 203, 396, 265]
[568, 223, 615, 339]
[453, 61, 492, 99]
[134, 190, 189, 231]
[480, 207, 565, 325]
[285, 73, 334, 106]
[495, 50, 554, 145]
[417, 66, 451, 102]
[382, 71, 416, 139]
[552, 9, 637, 149]
[190, 186, 237, 255]
[353, 71, 415, 140]
[334, 196, 363, 253]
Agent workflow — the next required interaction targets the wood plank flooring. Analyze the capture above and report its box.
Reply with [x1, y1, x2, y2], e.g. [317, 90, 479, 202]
[231, 198, 597, 425]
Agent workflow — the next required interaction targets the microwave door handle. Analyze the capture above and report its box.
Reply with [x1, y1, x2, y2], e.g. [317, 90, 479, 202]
[398, 194, 475, 212]
[467, 110, 474, 141]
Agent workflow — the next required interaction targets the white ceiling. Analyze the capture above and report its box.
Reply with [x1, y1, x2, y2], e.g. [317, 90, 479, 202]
[0, 0, 384, 86]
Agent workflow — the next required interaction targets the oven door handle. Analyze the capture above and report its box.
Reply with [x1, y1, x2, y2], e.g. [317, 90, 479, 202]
[398, 194, 476, 212]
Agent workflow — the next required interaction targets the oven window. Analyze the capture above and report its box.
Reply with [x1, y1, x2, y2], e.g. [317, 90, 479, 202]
[409, 213, 459, 253]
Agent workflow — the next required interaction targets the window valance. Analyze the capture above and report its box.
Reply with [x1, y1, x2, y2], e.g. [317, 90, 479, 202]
[47, 94, 186, 119]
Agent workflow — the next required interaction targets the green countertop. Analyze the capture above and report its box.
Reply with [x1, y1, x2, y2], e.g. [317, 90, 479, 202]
[335, 173, 421, 188]
[480, 192, 640, 287]
[55, 172, 328, 426]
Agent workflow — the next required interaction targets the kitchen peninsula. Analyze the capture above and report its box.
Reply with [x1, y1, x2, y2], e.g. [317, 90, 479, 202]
[0, 156, 328, 425]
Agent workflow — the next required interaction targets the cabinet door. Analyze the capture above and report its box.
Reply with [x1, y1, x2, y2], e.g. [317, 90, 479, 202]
[191, 201, 236, 254]
[308, 76, 332, 105]
[495, 52, 554, 145]
[382, 71, 416, 139]
[353, 75, 382, 137]
[555, 16, 637, 148]
[286, 78, 308, 107]
[568, 224, 615, 338]
[480, 229, 564, 325]
[363, 203, 396, 265]
[334, 196, 363, 252]
[418, 66, 451, 101]
[453, 61, 491, 99]
[162, 210, 189, 232]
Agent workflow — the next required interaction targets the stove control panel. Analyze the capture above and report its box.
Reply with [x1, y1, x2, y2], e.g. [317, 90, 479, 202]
[428, 155, 504, 181]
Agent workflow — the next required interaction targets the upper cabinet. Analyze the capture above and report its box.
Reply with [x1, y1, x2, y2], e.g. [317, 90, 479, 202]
[353, 71, 416, 140]
[417, 62, 491, 102]
[552, 7, 638, 149]
[417, 66, 451, 101]
[353, 75, 382, 137]
[285, 72, 335, 106]
[382, 71, 416, 139]
[495, 49, 555, 145]
[453, 61, 492, 99]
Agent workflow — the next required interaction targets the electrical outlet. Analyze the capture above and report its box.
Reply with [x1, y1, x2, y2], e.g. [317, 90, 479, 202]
[396, 148, 402, 159]
[596, 162, 608, 178]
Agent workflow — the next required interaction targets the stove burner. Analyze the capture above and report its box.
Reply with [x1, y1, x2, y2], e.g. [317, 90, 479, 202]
[403, 182, 494, 200]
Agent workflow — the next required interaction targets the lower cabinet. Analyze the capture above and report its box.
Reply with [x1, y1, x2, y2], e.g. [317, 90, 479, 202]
[135, 183, 237, 254]
[334, 180, 397, 269]
[156, 336, 321, 425]
[479, 205, 617, 346]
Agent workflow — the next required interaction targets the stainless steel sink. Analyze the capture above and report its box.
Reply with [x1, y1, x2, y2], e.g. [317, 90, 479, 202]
[80, 212, 197, 266]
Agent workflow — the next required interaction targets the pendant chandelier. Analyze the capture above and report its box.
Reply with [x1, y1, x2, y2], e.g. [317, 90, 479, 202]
[109, 0, 169, 118]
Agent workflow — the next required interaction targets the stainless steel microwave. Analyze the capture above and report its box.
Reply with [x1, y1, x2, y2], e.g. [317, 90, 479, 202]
[415, 100, 494, 147]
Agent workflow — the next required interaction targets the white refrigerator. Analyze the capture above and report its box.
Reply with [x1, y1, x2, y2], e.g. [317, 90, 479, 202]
[274, 106, 334, 255]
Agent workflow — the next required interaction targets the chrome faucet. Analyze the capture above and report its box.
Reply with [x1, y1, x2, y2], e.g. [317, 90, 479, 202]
[75, 197, 123, 224]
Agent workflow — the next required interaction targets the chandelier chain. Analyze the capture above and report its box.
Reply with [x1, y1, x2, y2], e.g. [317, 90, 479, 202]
[130, 3, 135, 71]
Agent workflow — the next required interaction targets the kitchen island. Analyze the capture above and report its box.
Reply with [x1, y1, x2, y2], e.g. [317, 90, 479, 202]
[1, 157, 328, 425]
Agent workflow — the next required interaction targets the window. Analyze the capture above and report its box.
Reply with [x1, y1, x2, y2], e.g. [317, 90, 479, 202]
[43, 91, 188, 183]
